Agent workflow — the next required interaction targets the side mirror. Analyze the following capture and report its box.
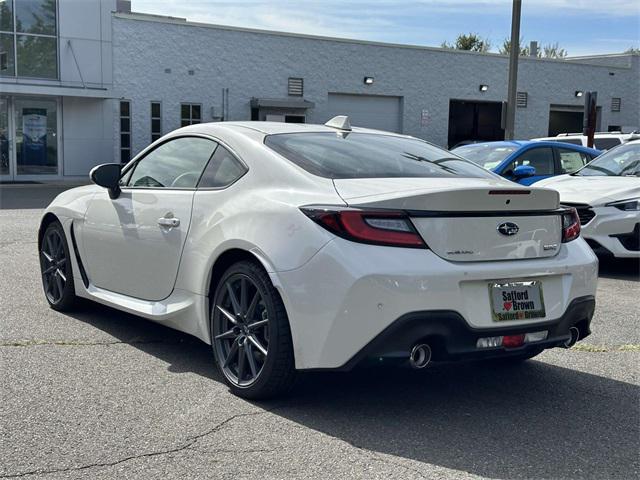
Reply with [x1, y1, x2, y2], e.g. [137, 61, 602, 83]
[513, 165, 536, 179]
[90, 163, 122, 199]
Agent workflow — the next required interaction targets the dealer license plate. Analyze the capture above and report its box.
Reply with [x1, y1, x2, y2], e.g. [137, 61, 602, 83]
[489, 281, 546, 321]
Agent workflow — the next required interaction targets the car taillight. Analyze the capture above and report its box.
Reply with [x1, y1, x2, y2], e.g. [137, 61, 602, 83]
[561, 208, 581, 243]
[300, 206, 426, 248]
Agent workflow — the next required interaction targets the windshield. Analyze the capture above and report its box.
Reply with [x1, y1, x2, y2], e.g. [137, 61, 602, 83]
[451, 144, 518, 169]
[575, 142, 640, 177]
[265, 132, 496, 179]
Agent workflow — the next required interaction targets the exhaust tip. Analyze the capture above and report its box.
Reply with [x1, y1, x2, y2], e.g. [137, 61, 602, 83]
[409, 344, 432, 369]
[563, 327, 580, 348]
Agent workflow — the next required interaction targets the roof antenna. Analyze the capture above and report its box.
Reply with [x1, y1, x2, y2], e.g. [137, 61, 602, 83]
[324, 115, 352, 131]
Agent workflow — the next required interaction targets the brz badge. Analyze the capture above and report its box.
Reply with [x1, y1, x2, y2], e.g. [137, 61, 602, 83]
[497, 222, 519, 236]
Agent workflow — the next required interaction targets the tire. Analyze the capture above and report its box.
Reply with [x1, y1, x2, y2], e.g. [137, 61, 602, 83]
[39, 221, 77, 312]
[210, 260, 296, 399]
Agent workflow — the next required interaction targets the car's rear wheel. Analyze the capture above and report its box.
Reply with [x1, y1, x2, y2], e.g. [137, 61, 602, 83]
[39, 221, 77, 311]
[211, 260, 296, 399]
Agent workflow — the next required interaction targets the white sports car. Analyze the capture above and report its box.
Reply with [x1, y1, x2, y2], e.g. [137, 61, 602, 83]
[38, 117, 598, 398]
[537, 140, 640, 259]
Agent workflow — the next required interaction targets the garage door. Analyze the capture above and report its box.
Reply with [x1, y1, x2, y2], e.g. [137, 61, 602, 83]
[327, 93, 402, 133]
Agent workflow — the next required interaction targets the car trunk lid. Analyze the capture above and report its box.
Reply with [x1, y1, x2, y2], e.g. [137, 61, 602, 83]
[333, 178, 563, 261]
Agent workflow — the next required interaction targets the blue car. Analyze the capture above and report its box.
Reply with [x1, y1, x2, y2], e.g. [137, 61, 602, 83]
[452, 140, 602, 185]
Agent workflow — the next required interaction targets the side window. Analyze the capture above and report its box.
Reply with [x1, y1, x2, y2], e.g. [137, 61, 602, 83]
[198, 145, 247, 188]
[127, 137, 216, 188]
[593, 138, 621, 150]
[557, 148, 589, 173]
[506, 147, 554, 176]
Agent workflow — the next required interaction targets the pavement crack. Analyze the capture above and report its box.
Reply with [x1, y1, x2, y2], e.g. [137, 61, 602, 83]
[0, 406, 283, 478]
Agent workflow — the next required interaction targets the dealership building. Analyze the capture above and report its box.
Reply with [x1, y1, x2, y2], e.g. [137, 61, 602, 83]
[1, 0, 638, 182]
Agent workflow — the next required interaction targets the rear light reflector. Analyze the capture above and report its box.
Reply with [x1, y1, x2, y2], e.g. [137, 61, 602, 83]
[502, 334, 525, 348]
[476, 330, 548, 349]
[561, 208, 581, 243]
[300, 206, 426, 248]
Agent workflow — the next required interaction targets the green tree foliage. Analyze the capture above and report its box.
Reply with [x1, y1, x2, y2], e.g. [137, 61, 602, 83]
[441, 33, 491, 53]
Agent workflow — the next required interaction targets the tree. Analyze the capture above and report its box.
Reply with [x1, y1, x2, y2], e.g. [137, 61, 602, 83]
[499, 37, 530, 56]
[441, 33, 491, 53]
[499, 39, 568, 58]
[542, 42, 567, 59]
[625, 47, 640, 54]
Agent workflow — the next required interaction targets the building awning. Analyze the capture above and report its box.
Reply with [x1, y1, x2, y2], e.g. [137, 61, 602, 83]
[0, 82, 114, 99]
[250, 97, 315, 109]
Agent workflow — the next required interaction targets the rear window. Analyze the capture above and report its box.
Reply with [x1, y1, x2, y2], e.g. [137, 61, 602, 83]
[264, 132, 495, 179]
[593, 138, 621, 150]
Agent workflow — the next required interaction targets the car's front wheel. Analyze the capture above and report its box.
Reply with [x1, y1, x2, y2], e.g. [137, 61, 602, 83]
[39, 221, 77, 311]
[211, 260, 296, 399]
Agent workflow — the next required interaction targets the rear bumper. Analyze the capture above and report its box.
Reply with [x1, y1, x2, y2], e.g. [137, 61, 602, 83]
[335, 296, 595, 370]
[275, 236, 598, 370]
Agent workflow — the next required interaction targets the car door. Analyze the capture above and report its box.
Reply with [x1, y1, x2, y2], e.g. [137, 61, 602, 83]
[81, 136, 217, 301]
[554, 147, 592, 175]
[503, 146, 555, 185]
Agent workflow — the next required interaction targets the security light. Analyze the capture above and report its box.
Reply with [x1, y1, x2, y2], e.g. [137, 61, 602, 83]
[479, 84, 489, 92]
[363, 76, 374, 85]
[575, 90, 584, 97]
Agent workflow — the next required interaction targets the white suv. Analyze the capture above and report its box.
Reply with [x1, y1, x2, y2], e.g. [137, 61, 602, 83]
[534, 132, 640, 151]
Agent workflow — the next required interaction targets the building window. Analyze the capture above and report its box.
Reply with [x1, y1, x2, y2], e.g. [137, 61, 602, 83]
[120, 100, 131, 164]
[0, 0, 58, 79]
[288, 77, 303, 96]
[151, 101, 161, 142]
[181, 103, 201, 127]
[611, 97, 621, 112]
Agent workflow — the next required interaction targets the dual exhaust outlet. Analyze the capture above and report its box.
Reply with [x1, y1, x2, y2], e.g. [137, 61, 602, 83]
[408, 326, 580, 368]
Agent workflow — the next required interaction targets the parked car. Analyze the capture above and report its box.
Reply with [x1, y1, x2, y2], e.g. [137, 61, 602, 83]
[452, 140, 600, 185]
[38, 117, 598, 399]
[533, 132, 640, 151]
[537, 140, 640, 259]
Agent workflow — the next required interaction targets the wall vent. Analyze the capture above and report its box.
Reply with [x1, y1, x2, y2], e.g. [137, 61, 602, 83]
[516, 91, 528, 108]
[611, 97, 621, 112]
[288, 77, 303, 96]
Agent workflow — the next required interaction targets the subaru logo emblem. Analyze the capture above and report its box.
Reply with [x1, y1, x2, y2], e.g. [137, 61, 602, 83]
[497, 222, 519, 236]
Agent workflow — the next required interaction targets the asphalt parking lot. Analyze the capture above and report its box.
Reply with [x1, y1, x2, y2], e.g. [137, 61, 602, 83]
[1, 185, 638, 480]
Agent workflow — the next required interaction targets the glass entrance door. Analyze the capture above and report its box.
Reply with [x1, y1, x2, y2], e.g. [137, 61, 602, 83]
[15, 97, 59, 176]
[0, 97, 9, 179]
[0, 96, 60, 180]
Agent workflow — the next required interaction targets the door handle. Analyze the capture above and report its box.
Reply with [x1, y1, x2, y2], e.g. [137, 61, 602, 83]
[157, 217, 180, 228]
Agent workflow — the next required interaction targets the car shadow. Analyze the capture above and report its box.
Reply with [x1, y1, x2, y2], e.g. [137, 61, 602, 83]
[598, 256, 639, 281]
[0, 185, 82, 210]
[65, 301, 639, 479]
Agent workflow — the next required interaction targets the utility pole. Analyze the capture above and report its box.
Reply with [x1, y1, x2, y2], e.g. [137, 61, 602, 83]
[504, 0, 522, 140]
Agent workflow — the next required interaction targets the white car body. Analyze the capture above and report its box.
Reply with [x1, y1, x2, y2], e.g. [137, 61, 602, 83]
[533, 132, 640, 151]
[39, 121, 598, 395]
[537, 140, 640, 259]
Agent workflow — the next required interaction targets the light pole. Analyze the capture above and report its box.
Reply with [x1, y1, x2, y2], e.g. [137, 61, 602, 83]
[504, 0, 522, 140]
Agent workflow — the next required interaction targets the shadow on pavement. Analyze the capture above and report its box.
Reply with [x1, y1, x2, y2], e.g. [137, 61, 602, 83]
[66, 300, 639, 480]
[598, 256, 639, 281]
[0, 185, 81, 210]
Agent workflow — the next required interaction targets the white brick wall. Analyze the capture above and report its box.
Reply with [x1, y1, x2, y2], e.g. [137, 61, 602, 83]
[111, 14, 640, 158]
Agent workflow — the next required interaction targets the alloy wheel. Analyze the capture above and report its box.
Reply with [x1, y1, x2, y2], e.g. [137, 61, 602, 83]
[213, 274, 270, 387]
[40, 228, 67, 304]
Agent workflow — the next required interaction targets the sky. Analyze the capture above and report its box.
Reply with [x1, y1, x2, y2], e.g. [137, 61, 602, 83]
[132, 0, 640, 56]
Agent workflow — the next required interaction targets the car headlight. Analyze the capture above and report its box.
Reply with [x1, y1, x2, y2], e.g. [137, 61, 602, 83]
[606, 198, 640, 211]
